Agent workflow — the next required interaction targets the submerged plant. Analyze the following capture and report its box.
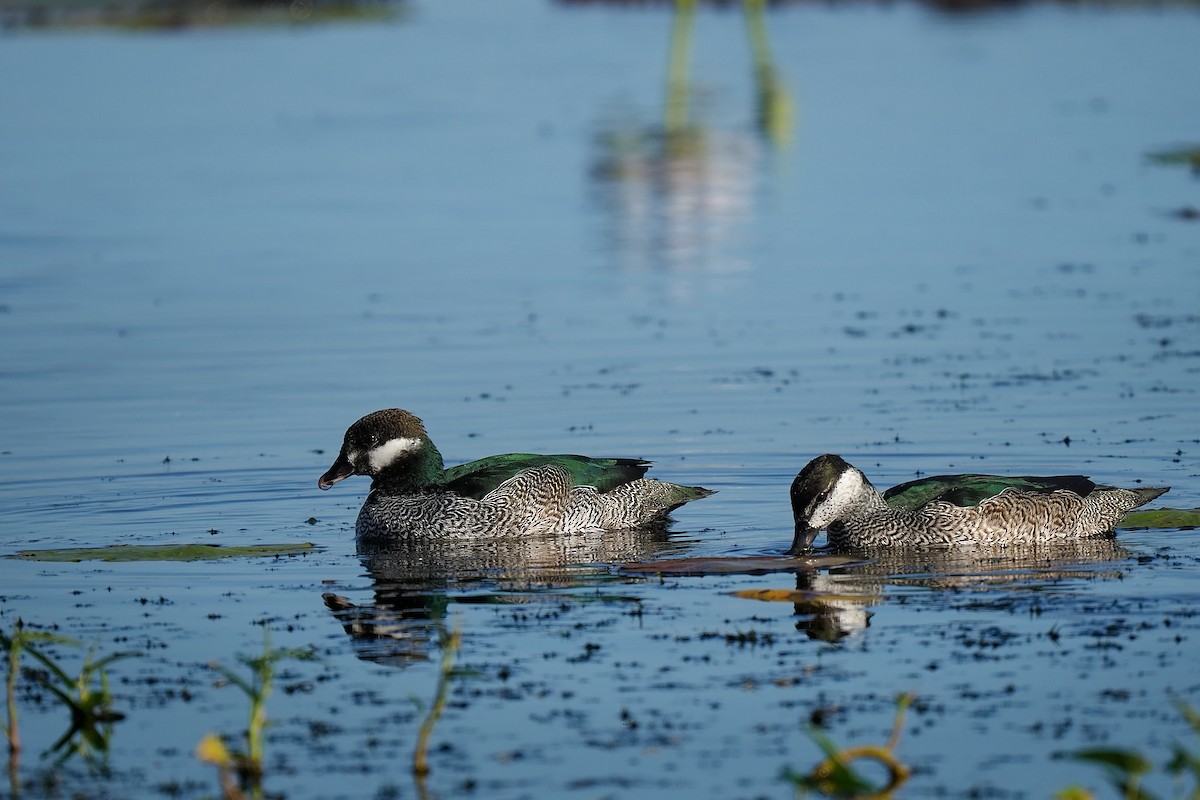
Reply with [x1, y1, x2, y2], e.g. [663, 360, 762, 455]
[1059, 696, 1200, 800]
[196, 628, 314, 800]
[783, 692, 914, 799]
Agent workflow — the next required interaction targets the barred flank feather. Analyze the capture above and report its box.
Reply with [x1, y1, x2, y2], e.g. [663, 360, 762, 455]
[357, 466, 713, 541]
[827, 483, 1171, 549]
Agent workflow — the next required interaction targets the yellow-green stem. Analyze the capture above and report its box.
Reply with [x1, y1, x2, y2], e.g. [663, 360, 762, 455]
[413, 620, 462, 779]
[5, 641, 19, 759]
[665, 0, 696, 135]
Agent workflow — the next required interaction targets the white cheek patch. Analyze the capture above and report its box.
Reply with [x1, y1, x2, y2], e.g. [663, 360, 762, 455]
[829, 469, 864, 508]
[367, 436, 423, 471]
[811, 469, 864, 528]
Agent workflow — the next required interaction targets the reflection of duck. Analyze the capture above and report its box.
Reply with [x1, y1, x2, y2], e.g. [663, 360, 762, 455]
[325, 524, 674, 667]
[319, 409, 712, 540]
[788, 537, 1131, 641]
[789, 455, 1169, 552]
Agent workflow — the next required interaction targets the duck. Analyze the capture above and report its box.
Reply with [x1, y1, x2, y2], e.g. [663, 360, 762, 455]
[788, 454, 1170, 552]
[318, 408, 713, 540]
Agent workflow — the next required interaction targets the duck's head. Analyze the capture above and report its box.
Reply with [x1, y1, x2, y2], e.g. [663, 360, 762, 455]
[318, 409, 437, 490]
[788, 454, 872, 554]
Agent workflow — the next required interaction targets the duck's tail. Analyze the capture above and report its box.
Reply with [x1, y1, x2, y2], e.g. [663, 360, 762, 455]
[663, 484, 717, 513]
[605, 479, 714, 525]
[1130, 486, 1171, 508]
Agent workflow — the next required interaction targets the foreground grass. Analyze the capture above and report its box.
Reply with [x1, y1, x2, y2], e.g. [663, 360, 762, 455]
[784, 693, 913, 799]
[196, 628, 314, 800]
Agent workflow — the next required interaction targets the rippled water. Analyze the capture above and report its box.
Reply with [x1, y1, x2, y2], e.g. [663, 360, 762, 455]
[2, 0, 1199, 797]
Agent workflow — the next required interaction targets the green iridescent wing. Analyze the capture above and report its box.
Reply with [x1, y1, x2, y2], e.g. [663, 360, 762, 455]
[444, 453, 651, 499]
[883, 474, 1099, 510]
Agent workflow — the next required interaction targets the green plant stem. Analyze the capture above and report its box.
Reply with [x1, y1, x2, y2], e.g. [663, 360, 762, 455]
[886, 692, 914, 751]
[413, 620, 462, 779]
[665, 0, 696, 135]
[5, 635, 19, 760]
[5, 635, 19, 800]
[247, 651, 271, 772]
[204, 631, 314, 798]
[809, 745, 911, 799]
[787, 692, 915, 798]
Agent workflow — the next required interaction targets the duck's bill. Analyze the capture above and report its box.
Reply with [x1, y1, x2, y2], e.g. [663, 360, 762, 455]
[788, 525, 820, 555]
[318, 457, 354, 490]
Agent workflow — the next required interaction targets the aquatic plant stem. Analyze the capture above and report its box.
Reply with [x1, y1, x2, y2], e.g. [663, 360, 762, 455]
[786, 692, 914, 798]
[5, 629, 19, 799]
[808, 745, 910, 800]
[5, 633, 19, 761]
[665, 0, 696, 135]
[201, 630, 313, 799]
[413, 619, 462, 780]
[247, 649, 270, 772]
[212, 628, 275, 779]
[4, 622, 92, 777]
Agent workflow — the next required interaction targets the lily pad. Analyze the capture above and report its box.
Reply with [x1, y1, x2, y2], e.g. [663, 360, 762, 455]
[7, 542, 320, 563]
[1121, 508, 1200, 529]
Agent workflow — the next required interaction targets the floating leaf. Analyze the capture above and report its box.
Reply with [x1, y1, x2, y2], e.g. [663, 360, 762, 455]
[7, 543, 320, 562]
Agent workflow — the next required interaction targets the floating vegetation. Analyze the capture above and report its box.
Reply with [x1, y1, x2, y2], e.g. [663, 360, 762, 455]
[196, 629, 315, 799]
[1058, 697, 1200, 800]
[783, 692, 914, 799]
[1, 0, 407, 32]
[8, 542, 320, 563]
[1120, 508, 1200, 530]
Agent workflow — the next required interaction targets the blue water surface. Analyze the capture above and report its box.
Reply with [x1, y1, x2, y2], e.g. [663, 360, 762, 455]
[1, 0, 1199, 797]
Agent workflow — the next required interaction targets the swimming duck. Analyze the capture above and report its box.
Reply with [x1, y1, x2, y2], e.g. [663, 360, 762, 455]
[789, 454, 1169, 552]
[318, 409, 713, 540]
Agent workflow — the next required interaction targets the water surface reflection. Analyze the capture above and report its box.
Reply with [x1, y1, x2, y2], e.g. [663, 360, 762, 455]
[324, 525, 676, 667]
[782, 538, 1131, 641]
[588, 0, 792, 287]
[618, 535, 1132, 642]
